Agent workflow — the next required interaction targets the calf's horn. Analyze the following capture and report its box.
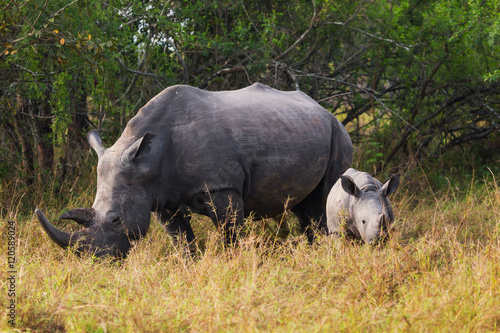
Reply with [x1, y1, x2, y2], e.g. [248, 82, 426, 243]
[35, 209, 72, 249]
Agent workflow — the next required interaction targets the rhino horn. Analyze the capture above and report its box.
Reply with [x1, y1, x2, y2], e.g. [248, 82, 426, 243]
[35, 209, 72, 249]
[60, 208, 95, 228]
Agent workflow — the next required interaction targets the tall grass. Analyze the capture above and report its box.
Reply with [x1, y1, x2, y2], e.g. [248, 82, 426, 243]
[1, 168, 499, 332]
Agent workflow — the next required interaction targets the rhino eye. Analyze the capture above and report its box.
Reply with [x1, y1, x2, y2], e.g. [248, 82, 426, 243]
[362, 220, 366, 224]
[111, 217, 121, 225]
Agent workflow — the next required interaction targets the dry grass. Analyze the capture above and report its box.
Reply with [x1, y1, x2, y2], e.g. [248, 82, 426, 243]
[1, 170, 499, 332]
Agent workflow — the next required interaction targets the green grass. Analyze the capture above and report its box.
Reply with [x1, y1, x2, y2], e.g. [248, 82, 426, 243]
[1, 170, 499, 332]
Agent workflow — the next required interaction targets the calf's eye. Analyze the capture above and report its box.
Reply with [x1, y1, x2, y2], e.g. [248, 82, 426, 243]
[362, 220, 366, 224]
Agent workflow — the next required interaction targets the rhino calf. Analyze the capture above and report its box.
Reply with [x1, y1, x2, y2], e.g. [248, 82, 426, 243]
[326, 168, 400, 244]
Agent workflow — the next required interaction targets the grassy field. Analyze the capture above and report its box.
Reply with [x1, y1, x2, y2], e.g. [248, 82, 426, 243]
[1, 167, 499, 332]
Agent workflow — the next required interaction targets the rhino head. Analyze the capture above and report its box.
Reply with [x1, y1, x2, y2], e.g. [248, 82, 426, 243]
[36, 130, 158, 259]
[340, 173, 400, 244]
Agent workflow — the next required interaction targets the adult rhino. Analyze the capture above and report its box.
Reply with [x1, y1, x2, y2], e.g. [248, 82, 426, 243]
[326, 168, 400, 244]
[36, 83, 353, 258]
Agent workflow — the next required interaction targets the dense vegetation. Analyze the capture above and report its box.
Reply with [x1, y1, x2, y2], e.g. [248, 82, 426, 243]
[1, 0, 499, 331]
[1, 0, 499, 190]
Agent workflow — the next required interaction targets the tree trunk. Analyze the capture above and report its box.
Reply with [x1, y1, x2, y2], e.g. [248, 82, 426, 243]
[60, 90, 90, 181]
[14, 96, 35, 186]
[34, 99, 54, 172]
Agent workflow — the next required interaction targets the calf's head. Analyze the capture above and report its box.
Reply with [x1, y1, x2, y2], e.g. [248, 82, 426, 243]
[341, 174, 400, 244]
[36, 130, 158, 259]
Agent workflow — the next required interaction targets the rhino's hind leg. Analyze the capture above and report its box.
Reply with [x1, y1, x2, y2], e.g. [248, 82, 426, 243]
[156, 208, 195, 245]
[291, 193, 328, 244]
[205, 190, 245, 244]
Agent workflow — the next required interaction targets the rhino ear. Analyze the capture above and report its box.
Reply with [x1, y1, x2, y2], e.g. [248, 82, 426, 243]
[381, 174, 400, 196]
[88, 130, 106, 158]
[122, 132, 156, 163]
[341, 175, 362, 198]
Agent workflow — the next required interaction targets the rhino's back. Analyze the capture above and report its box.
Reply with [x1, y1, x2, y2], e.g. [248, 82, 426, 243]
[118, 83, 345, 216]
[118, 83, 331, 141]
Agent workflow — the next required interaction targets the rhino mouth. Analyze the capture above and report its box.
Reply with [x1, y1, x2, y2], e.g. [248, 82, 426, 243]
[36, 208, 130, 258]
[366, 231, 390, 245]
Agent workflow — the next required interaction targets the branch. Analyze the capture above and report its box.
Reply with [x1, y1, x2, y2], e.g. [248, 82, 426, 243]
[271, 61, 299, 91]
[13, 64, 46, 77]
[444, 127, 497, 150]
[0, 0, 15, 13]
[116, 57, 166, 80]
[16, 111, 56, 119]
[114, 50, 147, 105]
[384, 84, 499, 164]
[9, 0, 78, 45]
[31, 0, 49, 32]
[482, 102, 500, 122]
[113, 73, 138, 106]
[295, 71, 416, 130]
[274, 0, 316, 61]
[13, 63, 62, 77]
[326, 21, 417, 52]
[2, 0, 75, 54]
[241, 0, 259, 33]
[199, 66, 246, 89]
[49, 0, 78, 20]
[408, 52, 449, 124]
[317, 92, 354, 103]
[172, 41, 189, 84]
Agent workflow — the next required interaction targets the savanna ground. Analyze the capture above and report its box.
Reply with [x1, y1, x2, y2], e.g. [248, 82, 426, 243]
[1, 159, 500, 332]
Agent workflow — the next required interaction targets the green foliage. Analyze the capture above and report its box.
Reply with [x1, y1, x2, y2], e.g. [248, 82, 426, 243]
[365, 141, 385, 168]
[0, 0, 499, 205]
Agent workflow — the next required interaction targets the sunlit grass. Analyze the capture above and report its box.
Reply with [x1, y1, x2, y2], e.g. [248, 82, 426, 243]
[0, 170, 499, 332]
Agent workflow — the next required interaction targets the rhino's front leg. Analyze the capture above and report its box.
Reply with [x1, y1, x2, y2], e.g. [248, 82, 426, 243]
[155, 208, 195, 244]
[205, 190, 245, 244]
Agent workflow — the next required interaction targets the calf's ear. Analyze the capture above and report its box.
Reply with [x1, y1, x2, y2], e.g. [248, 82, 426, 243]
[381, 174, 400, 196]
[341, 175, 362, 198]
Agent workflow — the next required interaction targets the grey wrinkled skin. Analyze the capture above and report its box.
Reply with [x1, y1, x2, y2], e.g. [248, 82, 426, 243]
[326, 168, 400, 244]
[36, 83, 353, 258]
